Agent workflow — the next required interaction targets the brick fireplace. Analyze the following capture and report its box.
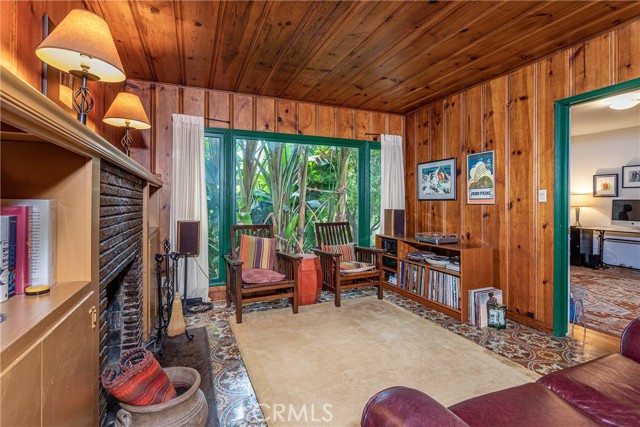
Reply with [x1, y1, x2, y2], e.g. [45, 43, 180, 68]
[98, 161, 144, 427]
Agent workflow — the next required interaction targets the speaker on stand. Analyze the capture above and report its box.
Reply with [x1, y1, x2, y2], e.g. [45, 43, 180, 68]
[177, 221, 213, 315]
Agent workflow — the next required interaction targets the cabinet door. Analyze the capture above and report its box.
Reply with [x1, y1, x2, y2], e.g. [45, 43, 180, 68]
[0, 343, 43, 426]
[42, 293, 98, 426]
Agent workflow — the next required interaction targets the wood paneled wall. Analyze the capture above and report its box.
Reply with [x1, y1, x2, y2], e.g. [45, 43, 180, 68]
[405, 19, 640, 331]
[125, 80, 404, 244]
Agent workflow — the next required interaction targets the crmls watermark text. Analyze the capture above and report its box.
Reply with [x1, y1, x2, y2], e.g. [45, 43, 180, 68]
[260, 403, 334, 423]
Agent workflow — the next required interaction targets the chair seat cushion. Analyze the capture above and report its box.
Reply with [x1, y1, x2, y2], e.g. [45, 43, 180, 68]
[340, 261, 376, 274]
[242, 268, 286, 284]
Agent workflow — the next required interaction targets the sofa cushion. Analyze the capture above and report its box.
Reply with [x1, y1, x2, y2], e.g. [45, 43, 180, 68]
[449, 383, 600, 427]
[621, 318, 640, 363]
[537, 353, 640, 426]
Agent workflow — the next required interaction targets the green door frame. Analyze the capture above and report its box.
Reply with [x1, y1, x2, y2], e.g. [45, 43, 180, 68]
[553, 77, 640, 336]
[205, 128, 380, 286]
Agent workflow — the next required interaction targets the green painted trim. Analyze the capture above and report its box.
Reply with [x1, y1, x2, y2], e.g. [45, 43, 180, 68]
[553, 78, 640, 336]
[208, 127, 366, 148]
[358, 142, 370, 246]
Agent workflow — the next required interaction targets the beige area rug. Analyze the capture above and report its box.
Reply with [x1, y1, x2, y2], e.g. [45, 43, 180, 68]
[230, 297, 540, 427]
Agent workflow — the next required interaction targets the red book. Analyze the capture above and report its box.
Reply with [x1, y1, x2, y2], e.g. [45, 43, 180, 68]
[0, 206, 29, 294]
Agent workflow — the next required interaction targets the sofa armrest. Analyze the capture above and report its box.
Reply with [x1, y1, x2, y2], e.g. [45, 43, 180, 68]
[621, 318, 640, 363]
[361, 386, 469, 427]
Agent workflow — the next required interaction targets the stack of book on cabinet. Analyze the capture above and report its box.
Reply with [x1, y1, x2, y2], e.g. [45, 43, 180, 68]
[0, 199, 56, 301]
[468, 287, 503, 327]
[427, 269, 460, 309]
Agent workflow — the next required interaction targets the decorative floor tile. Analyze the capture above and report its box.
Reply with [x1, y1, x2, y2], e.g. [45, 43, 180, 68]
[186, 288, 608, 425]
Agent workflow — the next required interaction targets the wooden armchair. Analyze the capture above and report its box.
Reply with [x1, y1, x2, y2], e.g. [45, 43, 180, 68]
[311, 222, 385, 307]
[224, 224, 301, 323]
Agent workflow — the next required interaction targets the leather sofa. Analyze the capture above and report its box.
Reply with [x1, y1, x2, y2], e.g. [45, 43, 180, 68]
[361, 319, 640, 427]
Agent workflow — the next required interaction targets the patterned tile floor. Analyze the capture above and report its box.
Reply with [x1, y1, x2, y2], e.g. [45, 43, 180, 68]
[185, 289, 608, 426]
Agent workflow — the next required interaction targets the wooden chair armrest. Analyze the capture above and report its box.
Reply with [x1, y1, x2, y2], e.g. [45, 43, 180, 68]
[311, 248, 341, 259]
[277, 252, 303, 265]
[223, 254, 243, 267]
[354, 246, 386, 255]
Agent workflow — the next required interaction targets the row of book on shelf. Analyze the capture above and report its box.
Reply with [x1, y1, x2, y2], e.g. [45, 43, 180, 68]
[398, 261, 461, 310]
[0, 200, 56, 302]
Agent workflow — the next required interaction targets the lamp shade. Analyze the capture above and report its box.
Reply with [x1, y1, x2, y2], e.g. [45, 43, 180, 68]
[35, 9, 125, 82]
[570, 193, 592, 208]
[103, 93, 151, 129]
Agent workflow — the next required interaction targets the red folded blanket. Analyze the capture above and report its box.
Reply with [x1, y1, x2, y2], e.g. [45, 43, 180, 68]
[101, 347, 177, 406]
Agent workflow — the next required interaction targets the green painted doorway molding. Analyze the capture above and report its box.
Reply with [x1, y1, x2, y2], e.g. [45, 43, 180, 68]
[553, 78, 640, 336]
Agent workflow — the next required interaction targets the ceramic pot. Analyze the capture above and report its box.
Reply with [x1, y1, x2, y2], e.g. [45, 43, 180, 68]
[116, 367, 207, 427]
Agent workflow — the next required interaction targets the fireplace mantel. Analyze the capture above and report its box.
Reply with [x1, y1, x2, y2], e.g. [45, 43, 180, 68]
[0, 65, 162, 426]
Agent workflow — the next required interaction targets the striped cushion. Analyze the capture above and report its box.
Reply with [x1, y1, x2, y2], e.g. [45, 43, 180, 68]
[340, 261, 376, 274]
[239, 234, 277, 270]
[321, 243, 356, 261]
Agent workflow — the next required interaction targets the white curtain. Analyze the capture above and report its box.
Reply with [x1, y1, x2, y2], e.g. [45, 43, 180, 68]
[171, 114, 209, 302]
[380, 134, 405, 233]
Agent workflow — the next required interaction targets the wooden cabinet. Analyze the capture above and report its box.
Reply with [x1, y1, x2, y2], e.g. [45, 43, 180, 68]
[0, 67, 161, 426]
[376, 234, 495, 322]
[1, 290, 96, 426]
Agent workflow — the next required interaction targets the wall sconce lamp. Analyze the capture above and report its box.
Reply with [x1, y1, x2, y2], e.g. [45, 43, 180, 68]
[35, 9, 125, 125]
[103, 92, 151, 156]
[570, 193, 592, 226]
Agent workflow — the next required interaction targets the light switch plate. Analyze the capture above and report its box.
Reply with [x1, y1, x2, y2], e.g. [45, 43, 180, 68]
[538, 189, 547, 202]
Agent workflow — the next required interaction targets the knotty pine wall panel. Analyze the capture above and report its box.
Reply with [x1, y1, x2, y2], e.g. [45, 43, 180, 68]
[404, 20, 639, 331]
[125, 80, 404, 243]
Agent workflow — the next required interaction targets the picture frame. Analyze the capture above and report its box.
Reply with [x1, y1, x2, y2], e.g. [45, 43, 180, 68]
[622, 164, 640, 188]
[417, 157, 456, 200]
[467, 150, 495, 205]
[593, 174, 618, 197]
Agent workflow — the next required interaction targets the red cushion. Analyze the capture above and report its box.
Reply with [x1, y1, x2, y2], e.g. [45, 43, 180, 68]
[537, 354, 640, 426]
[242, 268, 286, 284]
[449, 383, 600, 427]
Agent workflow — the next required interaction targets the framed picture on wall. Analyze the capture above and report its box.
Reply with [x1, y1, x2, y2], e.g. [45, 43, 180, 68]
[593, 174, 618, 197]
[467, 150, 495, 205]
[417, 158, 456, 200]
[622, 164, 640, 188]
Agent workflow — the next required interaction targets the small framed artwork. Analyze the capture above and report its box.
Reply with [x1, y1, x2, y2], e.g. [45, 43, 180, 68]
[622, 164, 640, 188]
[418, 158, 457, 201]
[593, 174, 618, 197]
[467, 150, 495, 205]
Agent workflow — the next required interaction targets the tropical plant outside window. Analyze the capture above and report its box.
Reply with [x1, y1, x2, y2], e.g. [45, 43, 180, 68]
[205, 130, 380, 285]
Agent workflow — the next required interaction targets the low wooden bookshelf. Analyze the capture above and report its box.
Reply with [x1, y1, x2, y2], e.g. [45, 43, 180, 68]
[376, 234, 495, 322]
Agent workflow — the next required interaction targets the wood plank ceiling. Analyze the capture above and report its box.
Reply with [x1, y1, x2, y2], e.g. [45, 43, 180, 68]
[85, 1, 640, 114]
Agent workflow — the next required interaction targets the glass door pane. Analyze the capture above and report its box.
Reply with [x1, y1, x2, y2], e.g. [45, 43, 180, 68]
[204, 135, 222, 282]
[369, 148, 381, 245]
[235, 138, 359, 252]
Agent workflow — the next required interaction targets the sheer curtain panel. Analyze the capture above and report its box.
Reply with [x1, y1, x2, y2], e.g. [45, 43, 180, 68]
[380, 134, 405, 233]
[171, 114, 210, 302]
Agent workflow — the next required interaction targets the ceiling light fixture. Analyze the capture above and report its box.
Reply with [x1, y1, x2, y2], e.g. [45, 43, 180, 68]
[36, 9, 126, 125]
[601, 92, 640, 110]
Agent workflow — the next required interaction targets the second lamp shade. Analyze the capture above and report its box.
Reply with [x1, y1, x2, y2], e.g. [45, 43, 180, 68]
[103, 93, 151, 129]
